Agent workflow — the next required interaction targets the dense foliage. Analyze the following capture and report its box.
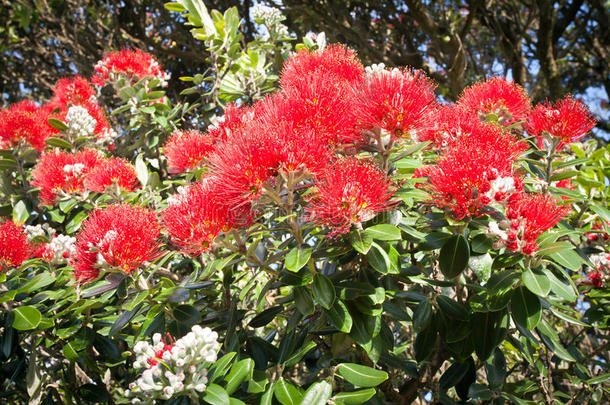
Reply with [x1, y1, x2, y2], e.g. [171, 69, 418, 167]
[1, 2, 609, 404]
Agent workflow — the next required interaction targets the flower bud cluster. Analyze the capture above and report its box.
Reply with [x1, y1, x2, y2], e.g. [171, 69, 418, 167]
[65, 105, 97, 139]
[127, 325, 220, 403]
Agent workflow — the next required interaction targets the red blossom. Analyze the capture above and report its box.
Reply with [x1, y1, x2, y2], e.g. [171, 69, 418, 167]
[92, 48, 169, 87]
[31, 149, 102, 205]
[280, 44, 364, 90]
[0, 219, 33, 270]
[0, 101, 59, 151]
[353, 68, 436, 139]
[419, 123, 525, 219]
[163, 130, 216, 173]
[306, 157, 397, 236]
[84, 157, 139, 193]
[527, 96, 597, 149]
[162, 179, 249, 255]
[206, 104, 254, 142]
[49, 75, 97, 108]
[72, 204, 161, 283]
[457, 77, 531, 126]
[587, 271, 602, 288]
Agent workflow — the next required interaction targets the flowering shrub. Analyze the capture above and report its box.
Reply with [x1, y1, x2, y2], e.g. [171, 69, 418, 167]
[0, 1, 609, 404]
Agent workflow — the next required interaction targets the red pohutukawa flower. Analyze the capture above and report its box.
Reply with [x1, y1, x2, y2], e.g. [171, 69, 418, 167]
[457, 77, 531, 126]
[31, 149, 102, 205]
[92, 48, 170, 87]
[353, 68, 436, 140]
[163, 180, 248, 255]
[207, 104, 254, 142]
[0, 101, 59, 151]
[277, 72, 361, 146]
[419, 123, 526, 219]
[280, 44, 364, 90]
[72, 204, 161, 283]
[489, 192, 569, 255]
[163, 130, 216, 173]
[526, 96, 597, 150]
[0, 219, 33, 270]
[49, 75, 97, 108]
[84, 157, 139, 193]
[306, 157, 397, 236]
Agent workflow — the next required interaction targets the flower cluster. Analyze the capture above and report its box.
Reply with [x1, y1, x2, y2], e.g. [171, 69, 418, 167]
[527, 96, 597, 152]
[71, 204, 161, 282]
[93, 48, 170, 88]
[162, 130, 216, 173]
[127, 325, 220, 403]
[0, 220, 34, 271]
[0, 101, 59, 151]
[306, 158, 397, 236]
[487, 193, 569, 255]
[31, 150, 138, 205]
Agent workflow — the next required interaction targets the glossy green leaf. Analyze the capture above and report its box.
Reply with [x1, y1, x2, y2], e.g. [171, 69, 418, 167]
[293, 287, 314, 316]
[332, 388, 376, 404]
[413, 300, 432, 333]
[511, 286, 541, 330]
[548, 249, 583, 271]
[12, 200, 29, 223]
[439, 235, 469, 279]
[436, 295, 469, 321]
[367, 242, 394, 274]
[47, 118, 69, 131]
[364, 224, 401, 241]
[12, 306, 42, 330]
[522, 268, 551, 297]
[336, 363, 388, 387]
[327, 300, 353, 333]
[173, 304, 201, 324]
[224, 358, 254, 394]
[301, 381, 332, 405]
[274, 377, 303, 405]
[350, 230, 373, 254]
[202, 384, 230, 405]
[285, 247, 312, 272]
[312, 274, 335, 309]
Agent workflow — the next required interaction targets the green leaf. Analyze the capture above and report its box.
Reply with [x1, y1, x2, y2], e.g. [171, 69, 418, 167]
[548, 249, 583, 271]
[439, 361, 471, 390]
[173, 304, 201, 324]
[364, 224, 401, 241]
[327, 300, 352, 333]
[367, 242, 394, 274]
[439, 235, 470, 279]
[12, 306, 42, 330]
[135, 154, 148, 187]
[274, 377, 303, 405]
[209, 352, 236, 382]
[471, 311, 508, 361]
[546, 269, 577, 301]
[285, 247, 312, 272]
[350, 229, 373, 254]
[202, 384, 230, 405]
[522, 268, 551, 297]
[436, 295, 469, 321]
[45, 136, 73, 149]
[511, 286, 541, 330]
[301, 381, 332, 405]
[312, 274, 335, 310]
[65, 210, 88, 234]
[12, 200, 29, 223]
[332, 388, 376, 404]
[413, 300, 432, 333]
[293, 287, 314, 316]
[586, 373, 610, 385]
[249, 306, 283, 328]
[224, 358, 254, 394]
[164, 2, 187, 12]
[261, 382, 275, 405]
[285, 341, 316, 367]
[336, 363, 388, 387]
[47, 118, 69, 131]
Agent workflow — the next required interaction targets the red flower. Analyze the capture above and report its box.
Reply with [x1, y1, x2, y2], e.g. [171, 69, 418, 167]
[72, 204, 161, 283]
[162, 180, 249, 255]
[84, 157, 139, 194]
[0, 219, 33, 270]
[457, 77, 531, 126]
[420, 123, 525, 219]
[92, 48, 169, 87]
[353, 68, 436, 139]
[587, 271, 602, 288]
[163, 130, 216, 173]
[498, 192, 569, 255]
[280, 44, 364, 90]
[31, 149, 102, 205]
[527, 96, 597, 149]
[278, 72, 361, 146]
[306, 157, 397, 236]
[49, 75, 97, 108]
[0, 101, 59, 151]
[207, 104, 254, 143]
